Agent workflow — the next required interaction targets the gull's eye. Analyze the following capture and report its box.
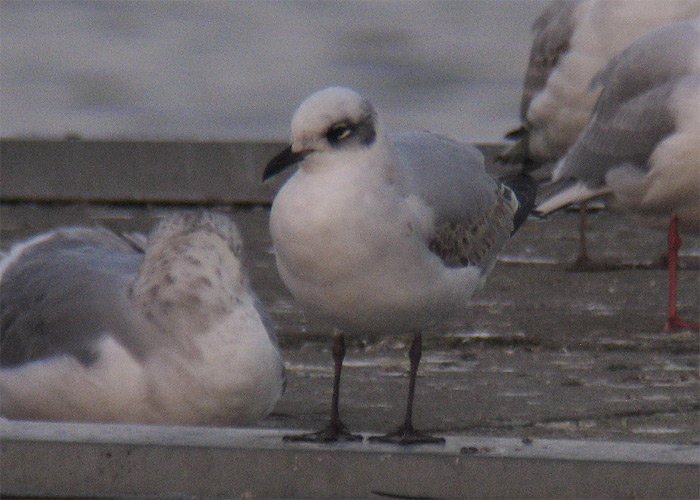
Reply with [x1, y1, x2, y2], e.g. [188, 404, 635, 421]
[326, 122, 353, 145]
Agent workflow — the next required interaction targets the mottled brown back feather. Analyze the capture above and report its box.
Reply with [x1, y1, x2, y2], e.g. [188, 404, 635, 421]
[428, 186, 516, 268]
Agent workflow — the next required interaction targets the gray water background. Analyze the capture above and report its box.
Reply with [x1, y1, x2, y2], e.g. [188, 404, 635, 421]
[1, 0, 549, 142]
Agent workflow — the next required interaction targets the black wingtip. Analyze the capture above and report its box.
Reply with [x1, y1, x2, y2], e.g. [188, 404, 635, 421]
[500, 173, 539, 233]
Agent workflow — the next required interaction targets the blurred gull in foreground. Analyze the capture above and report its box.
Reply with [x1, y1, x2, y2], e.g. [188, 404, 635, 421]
[0, 211, 286, 424]
[264, 87, 536, 444]
[502, 0, 700, 268]
[537, 19, 700, 332]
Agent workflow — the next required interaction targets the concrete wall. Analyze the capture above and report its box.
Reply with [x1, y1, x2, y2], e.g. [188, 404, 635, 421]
[0, 139, 505, 204]
[1, 139, 283, 204]
[2, 421, 698, 499]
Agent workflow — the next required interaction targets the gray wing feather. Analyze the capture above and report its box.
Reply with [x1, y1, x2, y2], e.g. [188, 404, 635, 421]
[391, 131, 499, 223]
[559, 84, 677, 185]
[391, 132, 518, 270]
[0, 228, 149, 366]
[556, 19, 700, 185]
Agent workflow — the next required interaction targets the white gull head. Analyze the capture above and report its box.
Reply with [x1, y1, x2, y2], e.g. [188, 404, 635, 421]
[263, 87, 383, 179]
[291, 87, 378, 151]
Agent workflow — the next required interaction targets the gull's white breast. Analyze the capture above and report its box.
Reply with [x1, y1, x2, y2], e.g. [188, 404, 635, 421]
[269, 152, 481, 334]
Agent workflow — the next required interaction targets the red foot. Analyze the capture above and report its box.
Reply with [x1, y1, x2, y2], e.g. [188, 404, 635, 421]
[665, 316, 700, 332]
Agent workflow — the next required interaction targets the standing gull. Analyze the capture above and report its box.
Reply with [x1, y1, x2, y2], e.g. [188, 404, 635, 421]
[0, 211, 286, 424]
[504, 0, 700, 164]
[537, 19, 700, 332]
[501, 0, 700, 268]
[264, 87, 536, 444]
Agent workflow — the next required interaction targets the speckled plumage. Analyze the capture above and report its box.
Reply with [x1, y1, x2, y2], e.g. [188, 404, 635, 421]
[0, 211, 285, 425]
[429, 184, 518, 269]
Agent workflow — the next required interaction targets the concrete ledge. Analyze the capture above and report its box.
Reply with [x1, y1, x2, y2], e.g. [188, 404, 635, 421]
[1, 420, 698, 499]
[0, 139, 284, 204]
[0, 139, 506, 204]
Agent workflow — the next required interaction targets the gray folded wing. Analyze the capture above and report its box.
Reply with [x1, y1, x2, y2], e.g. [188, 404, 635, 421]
[1, 227, 150, 367]
[555, 19, 700, 186]
[391, 132, 519, 270]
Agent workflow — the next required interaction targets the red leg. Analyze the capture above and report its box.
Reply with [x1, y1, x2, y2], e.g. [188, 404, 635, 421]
[664, 216, 699, 332]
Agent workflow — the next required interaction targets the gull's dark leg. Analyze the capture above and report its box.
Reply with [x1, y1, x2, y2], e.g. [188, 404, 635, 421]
[284, 330, 362, 442]
[564, 204, 698, 272]
[565, 202, 616, 271]
[664, 216, 699, 332]
[566, 202, 628, 272]
[571, 203, 591, 268]
[369, 332, 445, 445]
